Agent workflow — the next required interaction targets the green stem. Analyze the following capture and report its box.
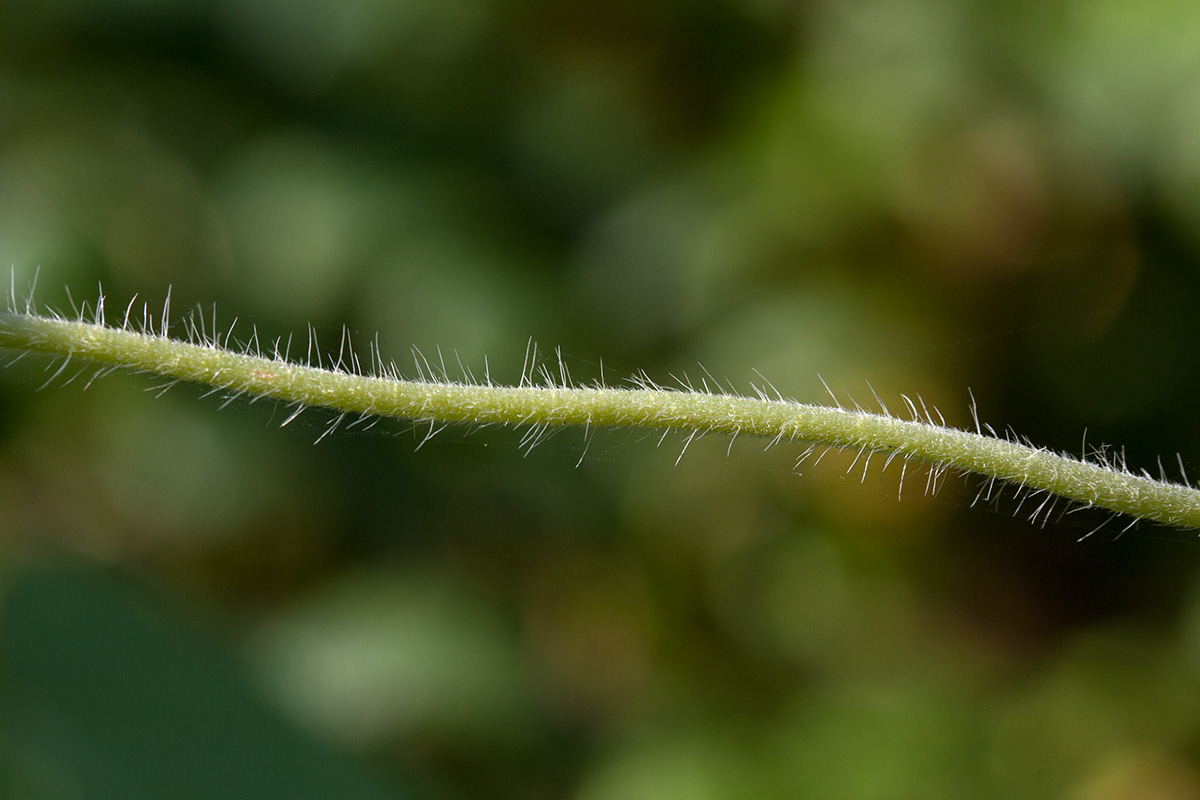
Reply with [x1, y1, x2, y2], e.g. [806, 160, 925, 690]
[2, 308, 1197, 531]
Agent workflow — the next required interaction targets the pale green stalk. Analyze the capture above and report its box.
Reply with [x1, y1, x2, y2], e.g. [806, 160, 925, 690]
[1, 308, 1198, 531]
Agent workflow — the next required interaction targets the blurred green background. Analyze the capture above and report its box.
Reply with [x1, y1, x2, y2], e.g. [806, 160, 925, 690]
[4, 0, 1200, 797]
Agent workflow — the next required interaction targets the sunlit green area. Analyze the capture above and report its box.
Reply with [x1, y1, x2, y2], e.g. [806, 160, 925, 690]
[4, 1, 1200, 797]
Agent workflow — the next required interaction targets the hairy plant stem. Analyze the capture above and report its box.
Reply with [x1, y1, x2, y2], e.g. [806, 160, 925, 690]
[2, 309, 1198, 531]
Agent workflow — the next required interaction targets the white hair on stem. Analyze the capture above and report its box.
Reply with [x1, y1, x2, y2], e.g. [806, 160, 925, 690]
[2, 274, 1198, 537]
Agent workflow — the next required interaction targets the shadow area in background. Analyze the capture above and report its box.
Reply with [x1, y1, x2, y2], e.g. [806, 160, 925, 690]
[0, 561, 420, 800]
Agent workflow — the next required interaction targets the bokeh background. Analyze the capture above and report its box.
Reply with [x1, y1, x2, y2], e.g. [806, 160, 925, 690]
[4, 0, 1200, 797]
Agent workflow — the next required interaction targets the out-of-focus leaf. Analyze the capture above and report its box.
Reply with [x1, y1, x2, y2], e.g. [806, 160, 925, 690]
[0, 563, 419, 800]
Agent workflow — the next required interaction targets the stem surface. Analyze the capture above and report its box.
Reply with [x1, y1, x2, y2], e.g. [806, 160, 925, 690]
[2, 310, 1198, 530]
